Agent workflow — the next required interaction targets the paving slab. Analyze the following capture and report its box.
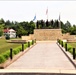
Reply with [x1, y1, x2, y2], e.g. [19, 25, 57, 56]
[6, 42, 75, 69]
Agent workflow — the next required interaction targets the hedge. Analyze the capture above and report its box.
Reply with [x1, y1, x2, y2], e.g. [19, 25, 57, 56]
[2, 51, 10, 59]
[58, 39, 73, 55]
[0, 55, 6, 64]
[67, 43, 73, 54]
[0, 40, 35, 64]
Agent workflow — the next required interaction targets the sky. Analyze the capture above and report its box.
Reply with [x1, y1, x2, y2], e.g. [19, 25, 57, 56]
[0, 1, 76, 25]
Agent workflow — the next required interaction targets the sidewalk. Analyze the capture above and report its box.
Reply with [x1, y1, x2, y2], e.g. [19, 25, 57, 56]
[6, 42, 75, 69]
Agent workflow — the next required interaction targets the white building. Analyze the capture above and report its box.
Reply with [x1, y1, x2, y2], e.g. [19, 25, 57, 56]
[4, 29, 16, 38]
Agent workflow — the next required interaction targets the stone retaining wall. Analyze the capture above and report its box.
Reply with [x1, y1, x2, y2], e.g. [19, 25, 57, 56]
[33, 29, 63, 41]
[22, 34, 34, 40]
[22, 29, 75, 41]
[67, 39, 76, 42]
[62, 33, 75, 40]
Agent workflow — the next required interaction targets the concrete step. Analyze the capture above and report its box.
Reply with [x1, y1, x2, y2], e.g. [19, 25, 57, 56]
[0, 73, 76, 75]
[0, 69, 76, 75]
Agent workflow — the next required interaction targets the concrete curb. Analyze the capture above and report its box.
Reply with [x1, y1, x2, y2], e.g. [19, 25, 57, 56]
[37, 41, 57, 43]
[0, 43, 37, 69]
[57, 42, 76, 69]
[0, 69, 76, 75]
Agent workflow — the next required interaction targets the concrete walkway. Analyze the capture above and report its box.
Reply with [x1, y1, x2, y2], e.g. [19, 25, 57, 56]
[6, 42, 75, 69]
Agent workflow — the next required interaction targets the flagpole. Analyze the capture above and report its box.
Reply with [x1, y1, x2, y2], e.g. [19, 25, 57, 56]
[47, 11, 48, 21]
[35, 14, 36, 29]
[47, 7, 48, 21]
[59, 13, 61, 29]
[32, 14, 36, 28]
[46, 7, 48, 21]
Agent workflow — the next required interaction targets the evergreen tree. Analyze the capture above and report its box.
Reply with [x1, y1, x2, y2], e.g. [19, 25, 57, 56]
[46, 20, 49, 28]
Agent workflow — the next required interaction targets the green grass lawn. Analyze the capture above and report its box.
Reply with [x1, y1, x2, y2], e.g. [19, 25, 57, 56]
[58, 40, 76, 55]
[68, 43, 76, 49]
[0, 38, 21, 54]
[67, 42, 76, 55]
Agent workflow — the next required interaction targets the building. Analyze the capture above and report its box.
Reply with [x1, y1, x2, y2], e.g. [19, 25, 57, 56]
[3, 28, 16, 38]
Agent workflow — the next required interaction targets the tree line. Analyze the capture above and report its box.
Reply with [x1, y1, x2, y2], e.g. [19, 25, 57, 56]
[0, 18, 76, 38]
[36, 19, 76, 35]
[36, 19, 59, 29]
[0, 18, 35, 38]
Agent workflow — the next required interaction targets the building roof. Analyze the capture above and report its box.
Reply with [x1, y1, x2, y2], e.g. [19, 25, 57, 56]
[3, 29, 16, 33]
[9, 29, 16, 32]
[3, 29, 9, 33]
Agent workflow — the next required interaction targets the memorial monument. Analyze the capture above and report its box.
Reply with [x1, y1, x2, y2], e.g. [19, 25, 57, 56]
[33, 19, 63, 41]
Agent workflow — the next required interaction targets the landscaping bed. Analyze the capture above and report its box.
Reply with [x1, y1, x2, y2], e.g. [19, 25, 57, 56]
[57, 39, 76, 58]
[0, 38, 36, 68]
[0, 43, 36, 69]
[0, 38, 21, 54]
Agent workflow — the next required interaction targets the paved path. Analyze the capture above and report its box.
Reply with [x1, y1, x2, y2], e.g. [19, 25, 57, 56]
[6, 42, 75, 69]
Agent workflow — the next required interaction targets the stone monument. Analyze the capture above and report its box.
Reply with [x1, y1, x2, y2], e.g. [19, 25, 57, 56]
[33, 29, 62, 41]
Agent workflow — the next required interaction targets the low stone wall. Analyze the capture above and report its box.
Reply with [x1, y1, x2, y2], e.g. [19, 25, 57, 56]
[22, 29, 76, 41]
[22, 34, 34, 40]
[29, 34, 34, 40]
[62, 33, 75, 40]
[67, 39, 76, 42]
[22, 36, 30, 40]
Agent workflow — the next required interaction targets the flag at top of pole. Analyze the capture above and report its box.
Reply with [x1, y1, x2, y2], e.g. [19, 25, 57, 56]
[33, 14, 36, 21]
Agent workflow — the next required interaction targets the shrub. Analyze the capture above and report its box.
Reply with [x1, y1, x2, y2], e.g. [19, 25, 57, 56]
[67, 43, 73, 54]
[30, 41, 32, 45]
[18, 47, 22, 51]
[0, 41, 31, 64]
[58, 39, 74, 55]
[24, 43, 28, 49]
[2, 51, 10, 59]
[69, 49, 73, 54]
[32, 40, 34, 45]
[59, 40, 62, 45]
[13, 48, 20, 55]
[63, 42, 66, 48]
[5, 34, 10, 40]
[0, 55, 6, 64]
